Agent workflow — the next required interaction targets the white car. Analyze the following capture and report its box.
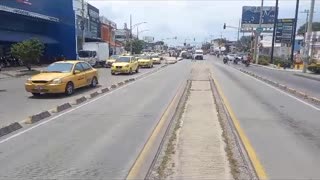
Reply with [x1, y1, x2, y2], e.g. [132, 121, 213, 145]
[193, 50, 204, 60]
[227, 54, 236, 61]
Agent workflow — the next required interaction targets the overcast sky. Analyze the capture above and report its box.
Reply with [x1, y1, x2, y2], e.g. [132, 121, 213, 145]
[89, 0, 320, 45]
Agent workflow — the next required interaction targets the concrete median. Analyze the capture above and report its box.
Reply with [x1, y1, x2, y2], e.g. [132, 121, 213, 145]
[90, 91, 99, 98]
[52, 103, 72, 113]
[101, 87, 110, 93]
[0, 122, 23, 137]
[117, 82, 124, 86]
[25, 111, 51, 124]
[110, 84, 117, 89]
[72, 96, 87, 105]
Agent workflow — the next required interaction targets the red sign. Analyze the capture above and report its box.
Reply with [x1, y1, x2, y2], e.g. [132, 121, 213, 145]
[16, 0, 32, 5]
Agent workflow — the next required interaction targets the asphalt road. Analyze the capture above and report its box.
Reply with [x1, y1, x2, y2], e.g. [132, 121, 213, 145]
[230, 62, 320, 99]
[0, 60, 192, 179]
[0, 65, 163, 127]
[209, 55, 320, 179]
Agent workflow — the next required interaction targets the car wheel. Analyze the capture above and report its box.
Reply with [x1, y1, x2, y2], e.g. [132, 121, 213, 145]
[111, 72, 115, 75]
[65, 82, 74, 96]
[32, 93, 41, 96]
[90, 76, 98, 88]
[135, 67, 139, 73]
[129, 68, 133, 74]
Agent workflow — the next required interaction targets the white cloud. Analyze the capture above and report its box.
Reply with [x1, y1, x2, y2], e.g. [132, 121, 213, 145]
[88, 0, 320, 45]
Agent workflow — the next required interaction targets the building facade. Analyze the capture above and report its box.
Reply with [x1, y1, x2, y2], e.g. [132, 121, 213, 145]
[100, 16, 117, 55]
[0, 0, 77, 62]
[73, 0, 101, 51]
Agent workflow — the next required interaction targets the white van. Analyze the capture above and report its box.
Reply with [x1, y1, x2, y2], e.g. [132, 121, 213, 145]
[193, 49, 204, 60]
[79, 42, 109, 67]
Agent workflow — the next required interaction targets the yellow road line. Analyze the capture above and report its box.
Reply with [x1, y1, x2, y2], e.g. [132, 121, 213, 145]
[126, 81, 185, 180]
[213, 76, 268, 180]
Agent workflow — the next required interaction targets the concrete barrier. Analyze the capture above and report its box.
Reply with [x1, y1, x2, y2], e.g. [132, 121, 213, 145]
[0, 122, 23, 137]
[287, 88, 296, 94]
[25, 111, 51, 124]
[52, 103, 72, 113]
[129, 78, 135, 82]
[279, 84, 287, 90]
[111, 84, 117, 89]
[310, 97, 320, 104]
[90, 91, 99, 98]
[124, 79, 130, 83]
[117, 82, 124, 86]
[297, 91, 308, 99]
[72, 96, 87, 105]
[101, 87, 110, 93]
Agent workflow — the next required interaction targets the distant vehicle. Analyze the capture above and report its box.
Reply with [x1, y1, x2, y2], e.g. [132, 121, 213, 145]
[151, 55, 161, 64]
[106, 55, 119, 68]
[193, 50, 204, 60]
[138, 55, 153, 68]
[226, 54, 236, 61]
[25, 61, 98, 96]
[111, 56, 139, 75]
[79, 42, 109, 67]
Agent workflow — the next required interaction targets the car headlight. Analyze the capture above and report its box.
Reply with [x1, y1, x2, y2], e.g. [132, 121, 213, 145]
[26, 78, 32, 83]
[50, 78, 62, 85]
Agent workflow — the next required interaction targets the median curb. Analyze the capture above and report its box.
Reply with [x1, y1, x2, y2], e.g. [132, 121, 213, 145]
[89, 91, 99, 98]
[25, 111, 51, 124]
[72, 96, 87, 105]
[240, 68, 320, 106]
[117, 82, 124, 86]
[101, 87, 110, 93]
[110, 84, 117, 89]
[51, 103, 72, 113]
[0, 122, 23, 137]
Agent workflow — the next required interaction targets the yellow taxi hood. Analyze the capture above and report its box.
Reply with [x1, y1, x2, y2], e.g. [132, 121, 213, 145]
[107, 59, 116, 62]
[138, 59, 151, 62]
[30, 72, 71, 81]
[112, 62, 130, 66]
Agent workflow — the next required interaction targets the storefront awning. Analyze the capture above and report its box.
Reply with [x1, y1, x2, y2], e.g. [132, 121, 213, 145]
[0, 30, 58, 44]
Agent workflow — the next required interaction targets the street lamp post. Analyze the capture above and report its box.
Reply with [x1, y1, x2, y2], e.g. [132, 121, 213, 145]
[129, 17, 147, 54]
[303, 0, 315, 73]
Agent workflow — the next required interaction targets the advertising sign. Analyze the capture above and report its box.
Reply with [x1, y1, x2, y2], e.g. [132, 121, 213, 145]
[241, 6, 276, 29]
[87, 3, 99, 38]
[143, 36, 154, 43]
[275, 19, 295, 44]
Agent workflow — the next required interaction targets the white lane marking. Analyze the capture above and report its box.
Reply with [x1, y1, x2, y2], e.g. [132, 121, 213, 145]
[0, 66, 169, 145]
[218, 63, 320, 111]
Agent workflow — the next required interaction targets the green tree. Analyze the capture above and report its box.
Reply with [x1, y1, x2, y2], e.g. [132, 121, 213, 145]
[125, 39, 145, 54]
[11, 39, 44, 70]
[297, 22, 320, 35]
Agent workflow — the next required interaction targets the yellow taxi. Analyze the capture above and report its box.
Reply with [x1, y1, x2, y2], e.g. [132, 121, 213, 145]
[138, 55, 153, 68]
[25, 61, 98, 96]
[111, 56, 139, 75]
[151, 54, 161, 64]
[106, 55, 119, 68]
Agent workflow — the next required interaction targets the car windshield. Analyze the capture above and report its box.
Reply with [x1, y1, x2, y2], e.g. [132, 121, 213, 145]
[46, 63, 73, 73]
[116, 56, 130, 62]
[110, 55, 119, 59]
[139, 56, 150, 59]
[78, 50, 95, 58]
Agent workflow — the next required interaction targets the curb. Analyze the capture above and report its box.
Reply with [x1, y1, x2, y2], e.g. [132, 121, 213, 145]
[90, 91, 99, 98]
[110, 84, 117, 89]
[294, 73, 320, 82]
[51, 103, 72, 113]
[240, 69, 320, 106]
[72, 96, 87, 105]
[0, 122, 23, 137]
[25, 111, 51, 124]
[117, 82, 124, 86]
[101, 87, 110, 93]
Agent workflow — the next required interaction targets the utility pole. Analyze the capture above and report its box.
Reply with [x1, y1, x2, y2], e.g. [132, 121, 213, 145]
[301, 10, 310, 45]
[81, 0, 85, 49]
[254, 0, 264, 64]
[270, 0, 279, 64]
[237, 19, 241, 42]
[290, 0, 300, 63]
[303, 0, 315, 73]
[130, 14, 132, 55]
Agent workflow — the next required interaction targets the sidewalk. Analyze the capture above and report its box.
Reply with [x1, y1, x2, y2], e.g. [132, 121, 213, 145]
[167, 62, 231, 179]
[0, 66, 45, 77]
[251, 63, 320, 82]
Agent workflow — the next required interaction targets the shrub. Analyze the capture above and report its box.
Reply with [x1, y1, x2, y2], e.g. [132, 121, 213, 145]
[259, 59, 269, 66]
[307, 64, 320, 74]
[11, 39, 44, 70]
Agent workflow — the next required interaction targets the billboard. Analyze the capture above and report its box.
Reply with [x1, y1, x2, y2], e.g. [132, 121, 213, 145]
[241, 6, 276, 29]
[275, 19, 295, 44]
[143, 36, 154, 43]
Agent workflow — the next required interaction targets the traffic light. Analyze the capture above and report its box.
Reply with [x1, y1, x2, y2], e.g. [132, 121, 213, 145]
[194, 38, 195, 41]
[184, 43, 186, 46]
[223, 23, 226, 29]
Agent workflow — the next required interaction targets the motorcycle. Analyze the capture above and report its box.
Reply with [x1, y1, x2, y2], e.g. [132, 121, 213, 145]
[233, 59, 238, 64]
[223, 57, 228, 64]
[245, 60, 250, 67]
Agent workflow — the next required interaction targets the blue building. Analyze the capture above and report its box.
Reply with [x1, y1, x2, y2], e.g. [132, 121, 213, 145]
[0, 0, 77, 63]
